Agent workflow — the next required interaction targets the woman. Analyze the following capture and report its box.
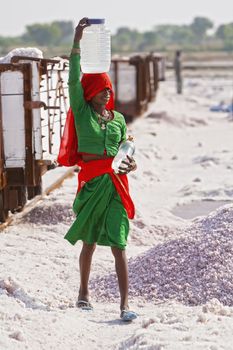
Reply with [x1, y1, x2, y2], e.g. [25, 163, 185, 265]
[62, 17, 137, 322]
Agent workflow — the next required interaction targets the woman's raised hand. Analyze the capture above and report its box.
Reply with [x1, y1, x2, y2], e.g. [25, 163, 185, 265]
[74, 17, 91, 43]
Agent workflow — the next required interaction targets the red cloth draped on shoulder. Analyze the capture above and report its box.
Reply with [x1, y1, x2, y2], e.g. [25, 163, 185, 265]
[57, 73, 114, 167]
[57, 72, 135, 219]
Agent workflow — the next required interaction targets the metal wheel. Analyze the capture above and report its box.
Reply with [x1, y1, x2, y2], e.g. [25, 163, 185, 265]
[27, 182, 42, 200]
[0, 190, 8, 222]
[13, 186, 27, 213]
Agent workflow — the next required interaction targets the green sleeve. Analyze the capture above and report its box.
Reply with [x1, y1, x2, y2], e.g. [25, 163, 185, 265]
[68, 43, 87, 112]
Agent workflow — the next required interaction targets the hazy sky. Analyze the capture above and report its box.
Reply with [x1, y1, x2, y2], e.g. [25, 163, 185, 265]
[0, 0, 232, 36]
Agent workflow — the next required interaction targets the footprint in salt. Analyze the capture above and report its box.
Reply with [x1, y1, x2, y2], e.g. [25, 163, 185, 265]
[133, 220, 146, 229]
[9, 331, 25, 342]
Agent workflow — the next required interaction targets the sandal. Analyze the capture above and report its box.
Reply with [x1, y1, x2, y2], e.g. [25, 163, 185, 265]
[120, 309, 138, 322]
[76, 300, 93, 311]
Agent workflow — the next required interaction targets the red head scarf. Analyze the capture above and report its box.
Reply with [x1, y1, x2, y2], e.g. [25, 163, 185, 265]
[81, 73, 114, 110]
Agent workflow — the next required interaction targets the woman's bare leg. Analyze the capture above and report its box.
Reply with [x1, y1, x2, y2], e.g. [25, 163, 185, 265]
[78, 242, 96, 302]
[111, 246, 129, 311]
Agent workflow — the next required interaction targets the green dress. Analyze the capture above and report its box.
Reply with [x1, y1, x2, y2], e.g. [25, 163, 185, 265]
[64, 45, 130, 250]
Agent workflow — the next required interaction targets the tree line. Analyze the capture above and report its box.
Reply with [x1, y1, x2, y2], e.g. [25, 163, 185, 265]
[112, 17, 233, 52]
[0, 17, 232, 56]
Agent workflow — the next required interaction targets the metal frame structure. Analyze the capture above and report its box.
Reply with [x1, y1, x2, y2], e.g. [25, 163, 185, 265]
[0, 52, 165, 222]
[111, 53, 164, 122]
[0, 56, 68, 221]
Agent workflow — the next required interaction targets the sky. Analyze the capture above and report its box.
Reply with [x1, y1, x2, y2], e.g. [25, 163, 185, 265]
[0, 0, 232, 37]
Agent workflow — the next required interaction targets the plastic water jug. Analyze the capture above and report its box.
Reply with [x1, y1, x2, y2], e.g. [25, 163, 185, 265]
[80, 18, 111, 73]
[112, 136, 135, 174]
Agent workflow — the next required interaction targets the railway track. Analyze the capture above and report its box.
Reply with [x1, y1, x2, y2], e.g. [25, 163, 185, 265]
[0, 166, 77, 231]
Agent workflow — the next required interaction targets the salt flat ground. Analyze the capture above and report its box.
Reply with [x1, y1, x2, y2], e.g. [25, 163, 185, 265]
[0, 73, 233, 350]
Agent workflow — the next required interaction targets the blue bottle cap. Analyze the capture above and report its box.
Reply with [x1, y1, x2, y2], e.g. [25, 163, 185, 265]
[88, 18, 105, 24]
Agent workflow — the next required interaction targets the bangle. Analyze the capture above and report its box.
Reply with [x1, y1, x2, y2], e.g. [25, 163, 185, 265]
[71, 48, 80, 54]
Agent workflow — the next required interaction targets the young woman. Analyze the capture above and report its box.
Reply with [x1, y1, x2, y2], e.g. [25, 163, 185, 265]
[63, 17, 137, 321]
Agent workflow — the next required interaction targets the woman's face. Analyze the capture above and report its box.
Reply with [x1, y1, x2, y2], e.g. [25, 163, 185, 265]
[91, 88, 111, 106]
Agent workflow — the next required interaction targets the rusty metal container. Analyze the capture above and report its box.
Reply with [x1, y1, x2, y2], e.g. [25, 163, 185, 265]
[0, 56, 68, 221]
[110, 52, 165, 122]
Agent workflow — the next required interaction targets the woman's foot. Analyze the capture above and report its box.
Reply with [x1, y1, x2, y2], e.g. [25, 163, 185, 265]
[120, 305, 137, 322]
[76, 299, 93, 310]
[120, 309, 138, 322]
[77, 290, 93, 310]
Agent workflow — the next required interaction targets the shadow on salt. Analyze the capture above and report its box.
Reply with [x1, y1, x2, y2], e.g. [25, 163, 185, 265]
[171, 200, 232, 220]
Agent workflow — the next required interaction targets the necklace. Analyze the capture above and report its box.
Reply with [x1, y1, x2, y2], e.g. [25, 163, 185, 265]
[95, 109, 112, 130]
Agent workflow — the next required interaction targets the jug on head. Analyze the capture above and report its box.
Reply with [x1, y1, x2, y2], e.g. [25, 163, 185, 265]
[80, 18, 111, 74]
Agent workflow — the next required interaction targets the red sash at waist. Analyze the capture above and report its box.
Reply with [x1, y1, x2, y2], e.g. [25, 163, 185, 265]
[77, 158, 135, 219]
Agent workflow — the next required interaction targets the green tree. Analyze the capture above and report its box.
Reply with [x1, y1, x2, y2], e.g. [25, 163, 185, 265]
[0, 36, 24, 55]
[170, 25, 194, 45]
[190, 17, 213, 39]
[112, 27, 143, 52]
[216, 23, 233, 50]
[51, 21, 73, 43]
[1, 17, 233, 55]
[23, 23, 61, 46]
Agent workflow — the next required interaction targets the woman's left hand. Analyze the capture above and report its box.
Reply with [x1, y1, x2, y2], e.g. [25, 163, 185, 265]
[118, 155, 137, 174]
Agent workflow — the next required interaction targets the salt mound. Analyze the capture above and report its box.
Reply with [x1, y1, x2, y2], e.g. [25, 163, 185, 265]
[118, 329, 164, 350]
[0, 47, 43, 64]
[21, 202, 74, 225]
[90, 204, 233, 306]
[0, 277, 48, 310]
